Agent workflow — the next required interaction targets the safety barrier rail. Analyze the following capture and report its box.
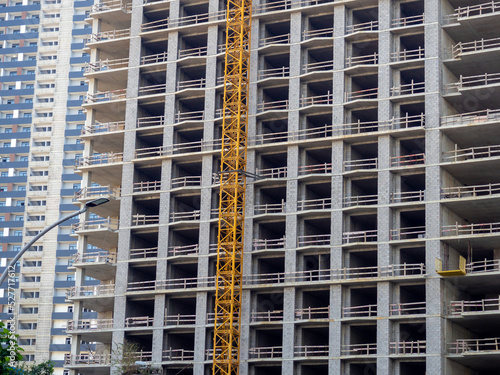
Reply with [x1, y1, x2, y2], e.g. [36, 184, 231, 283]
[85, 57, 129, 72]
[133, 180, 161, 193]
[177, 78, 206, 90]
[85, 89, 127, 103]
[390, 190, 425, 203]
[170, 210, 202, 222]
[346, 20, 378, 34]
[298, 162, 332, 175]
[467, 259, 500, 274]
[87, 28, 130, 43]
[252, 237, 286, 251]
[445, 0, 500, 23]
[343, 194, 378, 207]
[391, 47, 425, 62]
[250, 124, 333, 145]
[300, 92, 333, 107]
[248, 346, 282, 359]
[443, 144, 500, 162]
[125, 316, 154, 327]
[64, 353, 111, 366]
[390, 301, 426, 316]
[257, 99, 289, 113]
[341, 343, 377, 356]
[127, 276, 216, 292]
[141, 10, 225, 33]
[390, 340, 426, 354]
[70, 251, 116, 265]
[168, 244, 199, 257]
[172, 176, 202, 189]
[129, 247, 158, 259]
[67, 284, 115, 298]
[162, 348, 194, 361]
[254, 201, 286, 215]
[442, 221, 500, 236]
[175, 110, 204, 123]
[178, 46, 208, 59]
[258, 66, 289, 80]
[72, 217, 119, 232]
[250, 310, 284, 322]
[303, 59, 334, 73]
[302, 27, 333, 40]
[295, 306, 329, 320]
[139, 83, 166, 96]
[345, 87, 378, 101]
[390, 226, 425, 240]
[343, 304, 377, 317]
[297, 198, 331, 211]
[446, 72, 500, 93]
[335, 113, 425, 135]
[442, 182, 500, 199]
[449, 297, 500, 315]
[390, 153, 425, 167]
[132, 214, 160, 226]
[343, 230, 378, 244]
[343, 158, 378, 172]
[449, 337, 500, 354]
[255, 166, 287, 179]
[452, 36, 500, 58]
[137, 115, 165, 128]
[441, 108, 500, 127]
[345, 53, 378, 68]
[91, 0, 131, 13]
[297, 234, 331, 247]
[391, 13, 424, 27]
[259, 33, 290, 47]
[391, 80, 425, 96]
[141, 52, 168, 65]
[294, 345, 329, 357]
[66, 319, 114, 332]
[82, 121, 125, 134]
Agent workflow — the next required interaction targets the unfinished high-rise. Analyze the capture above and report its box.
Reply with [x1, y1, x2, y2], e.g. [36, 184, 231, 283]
[66, 0, 500, 374]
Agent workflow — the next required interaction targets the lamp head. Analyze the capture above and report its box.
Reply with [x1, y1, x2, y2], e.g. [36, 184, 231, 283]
[85, 198, 110, 208]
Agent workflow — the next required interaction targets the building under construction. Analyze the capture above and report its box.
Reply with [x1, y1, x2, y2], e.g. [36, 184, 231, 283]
[66, 0, 500, 374]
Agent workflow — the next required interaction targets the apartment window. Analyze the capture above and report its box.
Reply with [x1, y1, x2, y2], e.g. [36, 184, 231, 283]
[67, 305, 73, 312]
[21, 142, 29, 146]
[65, 337, 71, 345]
[73, 183, 81, 189]
[67, 275, 74, 281]
[5, 115, 12, 119]
[0, 172, 7, 177]
[3, 143, 10, 147]
[14, 231, 22, 236]
[23, 113, 31, 118]
[69, 244, 77, 250]
[4, 128, 11, 133]
[15, 215, 24, 220]
[20, 157, 28, 161]
[14, 16, 21, 20]
[27, 71, 34, 75]
[25, 98, 32, 103]
[9, 71, 16, 76]
[12, 44, 19, 48]
[13, 246, 21, 252]
[18, 171, 27, 176]
[0, 217, 4, 222]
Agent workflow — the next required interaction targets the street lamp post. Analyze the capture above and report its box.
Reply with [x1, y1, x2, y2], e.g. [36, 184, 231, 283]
[0, 197, 109, 286]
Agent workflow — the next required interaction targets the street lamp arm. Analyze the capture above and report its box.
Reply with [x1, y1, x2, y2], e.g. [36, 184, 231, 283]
[0, 207, 88, 286]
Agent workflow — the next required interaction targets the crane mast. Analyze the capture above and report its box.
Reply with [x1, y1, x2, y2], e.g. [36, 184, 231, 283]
[212, 0, 252, 373]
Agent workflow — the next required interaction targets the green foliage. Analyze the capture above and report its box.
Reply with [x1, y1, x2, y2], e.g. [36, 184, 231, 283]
[0, 321, 23, 374]
[7, 361, 54, 375]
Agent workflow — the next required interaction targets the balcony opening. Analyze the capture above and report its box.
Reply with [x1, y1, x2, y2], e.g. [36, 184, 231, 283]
[166, 297, 196, 322]
[301, 253, 330, 273]
[172, 162, 202, 187]
[256, 185, 286, 209]
[396, 209, 425, 239]
[177, 98, 205, 122]
[347, 40, 378, 67]
[134, 165, 162, 192]
[347, 249, 377, 274]
[255, 328, 283, 348]
[394, 67, 425, 95]
[304, 47, 333, 73]
[347, 324, 377, 348]
[350, 7, 378, 32]
[399, 246, 425, 265]
[257, 151, 287, 176]
[301, 80, 333, 103]
[169, 228, 199, 256]
[124, 334, 152, 355]
[398, 322, 426, 343]
[178, 65, 206, 90]
[399, 284, 425, 306]
[255, 292, 284, 314]
[171, 194, 201, 219]
[300, 364, 328, 375]
[347, 107, 378, 132]
[142, 40, 168, 58]
[394, 138, 425, 166]
[347, 74, 378, 101]
[164, 332, 194, 358]
[346, 287, 377, 317]
[304, 14, 333, 39]
[302, 218, 331, 240]
[130, 232, 158, 259]
[301, 113, 332, 136]
[137, 101, 165, 123]
[260, 86, 289, 111]
[179, 34, 208, 57]
[259, 53, 290, 80]
[299, 290, 329, 318]
[139, 71, 166, 96]
[398, 0, 424, 20]
[398, 33, 424, 56]
[256, 256, 285, 276]
[174, 128, 203, 149]
[136, 132, 163, 151]
[166, 368, 193, 375]
[300, 182, 331, 208]
[393, 173, 425, 203]
[301, 147, 332, 173]
[251, 366, 281, 375]
[350, 363, 376, 375]
[397, 102, 425, 126]
[143, 6, 169, 25]
[345, 213, 377, 243]
[169, 262, 198, 280]
[345, 142, 378, 172]
[128, 263, 156, 284]
[344, 177, 377, 207]
[126, 299, 154, 321]
[180, 2, 209, 19]
[255, 221, 286, 244]
[260, 20, 290, 47]
[257, 117, 288, 144]
[399, 362, 425, 375]
[299, 326, 328, 347]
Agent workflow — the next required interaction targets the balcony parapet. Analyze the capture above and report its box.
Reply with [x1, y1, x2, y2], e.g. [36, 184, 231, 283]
[67, 284, 115, 299]
[343, 194, 377, 207]
[345, 53, 378, 68]
[300, 92, 333, 107]
[257, 99, 289, 113]
[345, 87, 378, 102]
[85, 89, 127, 103]
[302, 27, 333, 40]
[162, 348, 195, 362]
[66, 319, 113, 332]
[64, 353, 111, 366]
[168, 244, 199, 257]
[343, 230, 378, 244]
[178, 46, 207, 59]
[390, 340, 426, 355]
[172, 176, 202, 189]
[390, 153, 425, 167]
[467, 259, 500, 274]
[451, 36, 500, 59]
[130, 247, 159, 259]
[442, 183, 500, 199]
[294, 345, 329, 357]
[445, 72, 500, 94]
[250, 310, 283, 323]
[444, 0, 500, 24]
[141, 52, 168, 65]
[390, 301, 426, 316]
[391, 47, 425, 62]
[346, 20, 378, 34]
[303, 59, 333, 73]
[259, 33, 290, 48]
[252, 237, 286, 251]
[449, 337, 500, 354]
[141, 10, 225, 33]
[297, 198, 331, 211]
[298, 162, 332, 175]
[177, 78, 206, 91]
[72, 217, 119, 232]
[139, 83, 166, 96]
[82, 121, 125, 135]
[86, 28, 130, 43]
[133, 180, 162, 193]
[295, 306, 329, 320]
[254, 202, 286, 215]
[341, 343, 377, 356]
[255, 166, 287, 179]
[249, 124, 333, 146]
[297, 234, 330, 247]
[391, 190, 425, 203]
[132, 214, 159, 226]
[75, 186, 120, 201]
[342, 304, 377, 318]
[343, 158, 378, 172]
[135, 138, 221, 159]
[258, 66, 289, 80]
[442, 222, 500, 237]
[127, 276, 215, 292]
[249, 346, 282, 359]
[175, 110, 204, 123]
[449, 297, 500, 315]
[390, 80, 425, 96]
[126, 316, 154, 327]
[90, 0, 132, 14]
[69, 251, 116, 266]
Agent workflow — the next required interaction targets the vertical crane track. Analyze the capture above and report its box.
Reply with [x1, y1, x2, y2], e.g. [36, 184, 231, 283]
[213, 1, 251, 375]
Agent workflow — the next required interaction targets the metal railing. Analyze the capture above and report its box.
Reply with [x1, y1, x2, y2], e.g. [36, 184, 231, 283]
[391, 153, 425, 167]
[141, 10, 225, 33]
[178, 46, 207, 59]
[390, 226, 425, 240]
[391, 47, 425, 62]
[257, 99, 289, 113]
[345, 53, 378, 68]
[452, 36, 500, 58]
[443, 144, 500, 162]
[141, 52, 168, 65]
[129, 247, 158, 259]
[64, 353, 111, 366]
[441, 108, 500, 127]
[170, 210, 201, 222]
[345, 87, 378, 101]
[341, 343, 377, 356]
[390, 190, 425, 203]
[91, 0, 131, 13]
[390, 80, 425, 96]
[302, 27, 333, 40]
[343, 158, 378, 172]
[168, 244, 199, 257]
[391, 14, 424, 28]
[85, 57, 129, 72]
[346, 20, 378, 34]
[175, 110, 204, 123]
[127, 276, 216, 291]
[85, 89, 127, 103]
[442, 222, 500, 236]
[255, 166, 287, 179]
[133, 180, 161, 193]
[137, 115, 165, 128]
[250, 310, 283, 322]
[294, 345, 329, 357]
[252, 237, 286, 251]
[172, 176, 202, 189]
[72, 217, 119, 232]
[390, 301, 426, 316]
[297, 198, 331, 211]
[449, 337, 500, 354]
[177, 78, 206, 90]
[445, 1, 500, 23]
[343, 194, 378, 207]
[139, 83, 166, 96]
[125, 316, 154, 327]
[449, 297, 500, 315]
[335, 113, 425, 135]
[162, 348, 195, 361]
[259, 33, 290, 47]
[132, 214, 159, 226]
[446, 72, 500, 93]
[295, 306, 329, 320]
[343, 304, 377, 317]
[297, 234, 330, 247]
[258, 66, 289, 80]
[300, 92, 333, 107]
[343, 230, 378, 244]
[390, 340, 426, 354]
[248, 346, 283, 359]
[467, 259, 500, 274]
[75, 185, 120, 200]
[66, 319, 114, 332]
[298, 162, 332, 175]
[303, 59, 334, 73]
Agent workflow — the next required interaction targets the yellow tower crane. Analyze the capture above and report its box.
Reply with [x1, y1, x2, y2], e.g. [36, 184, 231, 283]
[212, 0, 252, 373]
